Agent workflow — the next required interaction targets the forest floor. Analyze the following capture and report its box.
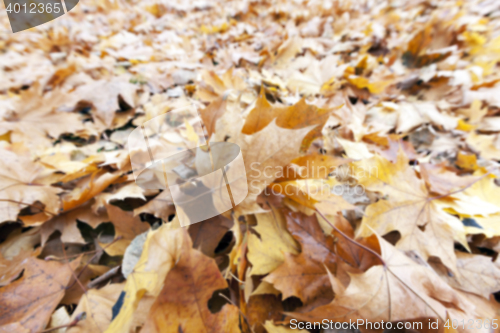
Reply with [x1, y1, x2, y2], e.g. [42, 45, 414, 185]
[1, 0, 500, 332]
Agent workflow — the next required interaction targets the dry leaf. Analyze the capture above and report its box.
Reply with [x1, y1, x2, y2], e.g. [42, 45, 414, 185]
[0, 257, 80, 332]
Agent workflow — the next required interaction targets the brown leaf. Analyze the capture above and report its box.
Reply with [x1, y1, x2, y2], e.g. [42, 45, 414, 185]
[353, 151, 469, 272]
[419, 163, 478, 196]
[0, 149, 61, 225]
[247, 294, 283, 333]
[102, 204, 150, 256]
[0, 83, 85, 149]
[235, 120, 314, 212]
[430, 252, 500, 298]
[200, 97, 228, 139]
[242, 88, 281, 135]
[242, 91, 333, 150]
[292, 237, 472, 325]
[141, 245, 240, 333]
[133, 190, 175, 222]
[265, 211, 336, 306]
[70, 77, 138, 127]
[269, 179, 356, 215]
[41, 203, 109, 246]
[0, 257, 80, 332]
[188, 215, 233, 257]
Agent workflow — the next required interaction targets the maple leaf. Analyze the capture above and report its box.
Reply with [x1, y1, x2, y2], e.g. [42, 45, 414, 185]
[141, 242, 240, 333]
[133, 190, 175, 221]
[264, 210, 336, 307]
[40, 203, 109, 246]
[0, 83, 85, 149]
[199, 96, 227, 139]
[69, 77, 139, 128]
[66, 283, 125, 333]
[195, 69, 248, 102]
[0, 257, 80, 332]
[269, 179, 356, 216]
[233, 119, 314, 212]
[247, 207, 299, 276]
[242, 89, 335, 150]
[353, 151, 469, 273]
[62, 169, 124, 212]
[246, 294, 284, 333]
[274, 154, 350, 182]
[0, 149, 62, 225]
[0, 235, 41, 287]
[292, 236, 472, 325]
[402, 24, 452, 68]
[188, 215, 233, 258]
[94, 204, 151, 256]
[430, 252, 500, 299]
[106, 224, 188, 332]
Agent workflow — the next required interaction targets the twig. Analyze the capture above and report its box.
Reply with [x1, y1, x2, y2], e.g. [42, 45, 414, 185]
[39, 312, 86, 333]
[61, 242, 87, 294]
[228, 271, 244, 284]
[86, 265, 121, 289]
[51, 236, 124, 292]
[218, 293, 255, 333]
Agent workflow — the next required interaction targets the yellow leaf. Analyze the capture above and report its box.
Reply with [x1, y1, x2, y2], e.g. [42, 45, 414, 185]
[456, 119, 475, 131]
[200, 22, 229, 34]
[247, 208, 299, 275]
[67, 283, 125, 333]
[346, 75, 391, 94]
[270, 179, 355, 215]
[242, 91, 335, 150]
[182, 119, 199, 143]
[264, 320, 308, 333]
[0, 131, 11, 143]
[105, 224, 188, 333]
[456, 152, 478, 171]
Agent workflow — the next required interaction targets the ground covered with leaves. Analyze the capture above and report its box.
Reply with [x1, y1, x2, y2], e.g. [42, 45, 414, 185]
[1, 0, 500, 332]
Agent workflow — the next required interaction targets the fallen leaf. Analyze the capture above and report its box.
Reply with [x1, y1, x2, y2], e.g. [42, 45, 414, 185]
[62, 170, 123, 212]
[0, 257, 80, 332]
[70, 77, 138, 127]
[200, 97, 227, 139]
[0, 149, 61, 225]
[292, 236, 471, 325]
[354, 151, 468, 272]
[67, 283, 125, 333]
[430, 252, 500, 298]
[265, 210, 336, 306]
[140, 238, 240, 333]
[106, 225, 189, 332]
[235, 120, 314, 211]
[264, 320, 307, 333]
[248, 208, 299, 275]
[0, 83, 85, 149]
